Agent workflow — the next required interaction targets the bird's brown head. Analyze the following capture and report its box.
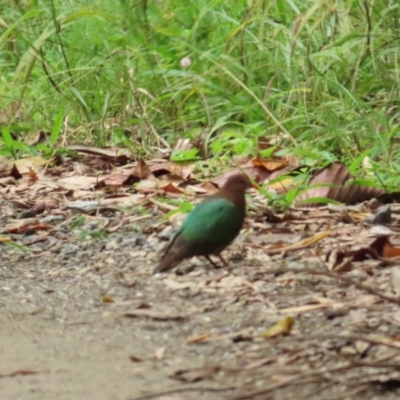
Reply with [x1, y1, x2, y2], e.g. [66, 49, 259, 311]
[218, 173, 257, 213]
[212, 173, 257, 214]
[222, 173, 257, 193]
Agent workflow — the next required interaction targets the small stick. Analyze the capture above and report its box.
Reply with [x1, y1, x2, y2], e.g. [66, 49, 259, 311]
[127, 386, 236, 400]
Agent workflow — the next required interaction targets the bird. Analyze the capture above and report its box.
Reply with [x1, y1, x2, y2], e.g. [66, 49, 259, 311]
[154, 173, 256, 273]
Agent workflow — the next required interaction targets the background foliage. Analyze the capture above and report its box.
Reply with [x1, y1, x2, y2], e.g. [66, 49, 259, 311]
[1, 0, 400, 187]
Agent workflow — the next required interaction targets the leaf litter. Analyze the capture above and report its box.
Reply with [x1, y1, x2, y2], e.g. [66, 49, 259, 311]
[2, 149, 400, 399]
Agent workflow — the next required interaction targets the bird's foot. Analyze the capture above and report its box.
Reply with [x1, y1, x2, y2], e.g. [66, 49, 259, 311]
[204, 255, 221, 268]
[204, 255, 231, 271]
[217, 254, 230, 268]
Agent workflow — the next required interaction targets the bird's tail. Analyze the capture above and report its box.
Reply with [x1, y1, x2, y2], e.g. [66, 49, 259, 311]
[154, 252, 182, 273]
[154, 233, 187, 273]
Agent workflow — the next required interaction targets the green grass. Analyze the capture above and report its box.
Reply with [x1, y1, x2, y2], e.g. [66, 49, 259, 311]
[1, 0, 400, 190]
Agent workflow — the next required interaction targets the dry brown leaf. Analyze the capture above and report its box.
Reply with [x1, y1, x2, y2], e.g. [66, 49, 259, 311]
[194, 181, 218, 195]
[15, 156, 48, 174]
[295, 162, 385, 205]
[10, 164, 22, 179]
[28, 167, 39, 183]
[327, 236, 400, 271]
[42, 176, 98, 191]
[151, 161, 196, 180]
[159, 182, 185, 194]
[133, 159, 153, 180]
[5, 220, 52, 234]
[212, 161, 270, 186]
[156, 173, 185, 186]
[252, 157, 288, 171]
[96, 173, 140, 188]
[135, 179, 158, 193]
[169, 162, 196, 179]
[32, 198, 59, 213]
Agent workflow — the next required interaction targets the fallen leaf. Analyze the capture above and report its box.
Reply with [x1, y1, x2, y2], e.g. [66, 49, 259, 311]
[102, 295, 115, 303]
[159, 182, 185, 194]
[295, 162, 385, 205]
[133, 159, 154, 180]
[260, 316, 294, 338]
[252, 157, 288, 171]
[5, 220, 52, 234]
[10, 164, 22, 179]
[28, 167, 39, 183]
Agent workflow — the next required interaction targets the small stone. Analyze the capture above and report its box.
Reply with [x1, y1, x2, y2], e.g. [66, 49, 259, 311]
[340, 346, 357, 356]
[363, 204, 391, 225]
[105, 240, 120, 250]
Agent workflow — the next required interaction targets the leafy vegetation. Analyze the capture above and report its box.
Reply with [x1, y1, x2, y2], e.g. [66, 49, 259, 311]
[1, 0, 400, 189]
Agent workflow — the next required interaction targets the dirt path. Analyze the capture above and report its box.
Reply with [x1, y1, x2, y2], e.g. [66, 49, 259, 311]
[2, 211, 400, 400]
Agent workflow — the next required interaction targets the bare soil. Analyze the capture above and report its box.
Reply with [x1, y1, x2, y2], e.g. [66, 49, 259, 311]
[2, 211, 400, 400]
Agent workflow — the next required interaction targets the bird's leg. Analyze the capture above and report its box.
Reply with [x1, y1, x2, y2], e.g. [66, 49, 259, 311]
[217, 254, 230, 268]
[204, 255, 221, 268]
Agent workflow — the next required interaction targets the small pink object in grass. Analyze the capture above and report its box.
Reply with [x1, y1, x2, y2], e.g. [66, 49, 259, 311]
[180, 57, 192, 68]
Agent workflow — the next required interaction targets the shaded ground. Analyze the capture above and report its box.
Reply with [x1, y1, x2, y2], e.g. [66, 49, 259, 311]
[2, 208, 400, 400]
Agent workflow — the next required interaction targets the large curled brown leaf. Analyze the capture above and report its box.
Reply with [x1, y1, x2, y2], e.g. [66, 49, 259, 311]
[295, 162, 385, 205]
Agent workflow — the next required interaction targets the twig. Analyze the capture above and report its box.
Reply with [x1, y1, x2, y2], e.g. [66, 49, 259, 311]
[230, 356, 398, 400]
[316, 269, 400, 305]
[289, 333, 400, 352]
[127, 386, 237, 400]
[229, 338, 400, 400]
[257, 266, 400, 305]
[295, 382, 336, 400]
[322, 384, 370, 400]
[228, 375, 306, 400]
